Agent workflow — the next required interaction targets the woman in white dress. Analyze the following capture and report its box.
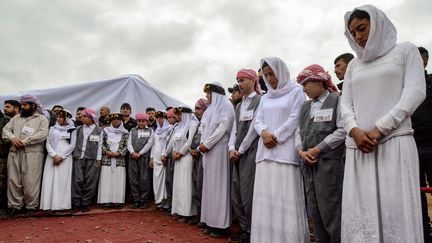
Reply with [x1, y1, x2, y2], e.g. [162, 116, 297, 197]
[340, 5, 426, 242]
[97, 113, 129, 209]
[167, 107, 199, 222]
[40, 109, 76, 211]
[251, 57, 309, 243]
[150, 111, 171, 208]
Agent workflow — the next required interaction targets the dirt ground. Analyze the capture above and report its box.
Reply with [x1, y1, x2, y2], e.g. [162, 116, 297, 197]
[0, 204, 230, 243]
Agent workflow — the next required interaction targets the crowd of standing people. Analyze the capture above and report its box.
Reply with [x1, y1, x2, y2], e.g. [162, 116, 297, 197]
[0, 4, 431, 243]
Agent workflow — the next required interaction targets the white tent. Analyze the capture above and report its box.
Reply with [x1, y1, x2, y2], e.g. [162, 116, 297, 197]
[0, 74, 186, 115]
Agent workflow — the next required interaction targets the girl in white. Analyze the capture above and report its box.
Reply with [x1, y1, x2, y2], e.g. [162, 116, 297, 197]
[251, 57, 309, 243]
[97, 113, 129, 209]
[150, 111, 171, 208]
[340, 5, 425, 242]
[40, 109, 75, 210]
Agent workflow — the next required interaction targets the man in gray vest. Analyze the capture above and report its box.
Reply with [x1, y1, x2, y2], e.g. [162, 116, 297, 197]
[71, 108, 102, 212]
[295, 64, 346, 243]
[161, 108, 178, 213]
[228, 69, 262, 243]
[127, 112, 154, 209]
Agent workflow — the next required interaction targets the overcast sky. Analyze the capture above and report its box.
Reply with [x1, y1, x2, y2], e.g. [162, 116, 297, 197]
[1, 0, 431, 107]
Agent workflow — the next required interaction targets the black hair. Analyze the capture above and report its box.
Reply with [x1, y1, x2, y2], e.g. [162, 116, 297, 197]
[261, 61, 270, 70]
[146, 107, 156, 113]
[120, 103, 131, 110]
[418, 46, 429, 58]
[52, 105, 63, 110]
[348, 9, 370, 27]
[4, 100, 21, 111]
[334, 53, 355, 65]
[166, 106, 173, 111]
[76, 106, 86, 112]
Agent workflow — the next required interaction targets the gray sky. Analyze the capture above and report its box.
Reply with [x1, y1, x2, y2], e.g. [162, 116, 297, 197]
[1, 0, 431, 107]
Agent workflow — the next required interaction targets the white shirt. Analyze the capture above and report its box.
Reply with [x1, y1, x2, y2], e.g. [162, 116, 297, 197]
[228, 92, 259, 153]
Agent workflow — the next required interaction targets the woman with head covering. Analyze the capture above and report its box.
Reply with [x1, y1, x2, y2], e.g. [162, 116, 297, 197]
[198, 82, 235, 237]
[40, 109, 76, 211]
[150, 111, 171, 209]
[295, 64, 346, 243]
[97, 113, 129, 209]
[340, 5, 425, 242]
[251, 57, 309, 242]
[167, 106, 199, 222]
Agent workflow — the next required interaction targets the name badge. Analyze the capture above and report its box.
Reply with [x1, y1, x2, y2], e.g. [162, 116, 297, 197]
[21, 126, 35, 135]
[173, 133, 181, 140]
[313, 108, 333, 122]
[138, 131, 150, 138]
[59, 132, 70, 139]
[89, 135, 100, 142]
[240, 110, 254, 121]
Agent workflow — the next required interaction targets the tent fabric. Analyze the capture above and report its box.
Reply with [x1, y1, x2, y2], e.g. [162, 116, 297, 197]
[0, 75, 185, 115]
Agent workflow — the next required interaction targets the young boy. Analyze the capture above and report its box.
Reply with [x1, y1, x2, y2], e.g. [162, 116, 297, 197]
[71, 109, 102, 212]
[127, 112, 154, 208]
[295, 64, 346, 243]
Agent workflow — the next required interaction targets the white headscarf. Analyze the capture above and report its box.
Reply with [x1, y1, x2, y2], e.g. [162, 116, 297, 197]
[344, 4, 397, 62]
[200, 82, 235, 142]
[175, 110, 199, 140]
[260, 57, 300, 98]
[48, 118, 75, 153]
[155, 117, 172, 135]
[105, 122, 128, 138]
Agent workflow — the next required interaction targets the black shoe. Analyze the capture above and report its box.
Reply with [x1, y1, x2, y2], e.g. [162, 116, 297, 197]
[209, 228, 230, 238]
[103, 204, 111, 210]
[24, 208, 37, 215]
[7, 208, 20, 217]
[132, 202, 140, 209]
[71, 206, 80, 213]
[139, 202, 148, 209]
[197, 222, 206, 229]
[81, 206, 90, 212]
[114, 204, 123, 209]
[228, 230, 249, 243]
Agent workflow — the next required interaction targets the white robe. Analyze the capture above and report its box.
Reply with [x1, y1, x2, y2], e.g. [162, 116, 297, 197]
[200, 84, 235, 228]
[40, 126, 75, 210]
[98, 131, 126, 204]
[151, 131, 167, 204]
[169, 113, 198, 216]
[341, 5, 426, 243]
[251, 57, 309, 243]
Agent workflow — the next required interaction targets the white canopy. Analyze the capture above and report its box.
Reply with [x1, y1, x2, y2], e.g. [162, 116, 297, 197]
[0, 74, 185, 115]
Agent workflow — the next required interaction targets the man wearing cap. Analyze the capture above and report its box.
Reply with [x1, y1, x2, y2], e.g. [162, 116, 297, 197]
[228, 69, 262, 243]
[295, 64, 345, 243]
[71, 108, 102, 212]
[3, 100, 21, 118]
[189, 98, 208, 226]
[2, 94, 49, 216]
[161, 108, 178, 212]
[127, 112, 154, 208]
[228, 84, 243, 108]
[120, 103, 137, 132]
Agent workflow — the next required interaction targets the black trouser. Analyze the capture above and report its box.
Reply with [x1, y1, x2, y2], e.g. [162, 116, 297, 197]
[165, 155, 175, 207]
[72, 158, 100, 207]
[128, 154, 150, 203]
[192, 155, 203, 213]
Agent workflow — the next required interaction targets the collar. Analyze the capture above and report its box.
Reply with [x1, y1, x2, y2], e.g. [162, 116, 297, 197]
[84, 124, 96, 129]
[314, 90, 329, 103]
[242, 92, 257, 101]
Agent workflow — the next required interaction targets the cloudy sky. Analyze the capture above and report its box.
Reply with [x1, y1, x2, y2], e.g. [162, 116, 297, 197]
[1, 0, 431, 107]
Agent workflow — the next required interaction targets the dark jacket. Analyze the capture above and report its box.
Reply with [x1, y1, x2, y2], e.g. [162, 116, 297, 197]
[412, 71, 432, 148]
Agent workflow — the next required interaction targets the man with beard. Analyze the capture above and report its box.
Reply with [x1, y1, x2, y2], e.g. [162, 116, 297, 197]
[3, 100, 21, 118]
[146, 107, 157, 131]
[2, 94, 49, 216]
